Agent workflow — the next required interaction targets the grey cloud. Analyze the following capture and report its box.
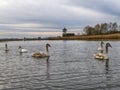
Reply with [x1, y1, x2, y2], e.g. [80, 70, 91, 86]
[67, 0, 120, 17]
[0, 0, 120, 32]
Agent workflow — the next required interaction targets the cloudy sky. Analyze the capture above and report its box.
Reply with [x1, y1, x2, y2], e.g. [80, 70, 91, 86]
[0, 0, 120, 32]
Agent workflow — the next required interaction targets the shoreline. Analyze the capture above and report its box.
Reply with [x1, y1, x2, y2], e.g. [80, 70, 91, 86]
[0, 33, 120, 42]
[0, 38, 41, 42]
[47, 33, 120, 40]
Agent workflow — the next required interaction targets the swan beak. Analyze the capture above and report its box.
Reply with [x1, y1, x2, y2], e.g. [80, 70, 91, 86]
[47, 44, 51, 47]
[109, 44, 112, 48]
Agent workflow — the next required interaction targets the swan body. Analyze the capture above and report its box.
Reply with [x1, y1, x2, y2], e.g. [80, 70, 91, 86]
[20, 49, 28, 53]
[97, 47, 103, 51]
[19, 46, 28, 53]
[5, 49, 9, 53]
[32, 43, 51, 58]
[5, 48, 9, 52]
[94, 53, 108, 60]
[5, 43, 9, 52]
[94, 42, 112, 60]
[32, 52, 49, 58]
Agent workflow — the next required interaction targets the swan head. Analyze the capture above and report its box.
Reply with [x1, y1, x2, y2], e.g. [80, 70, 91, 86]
[105, 42, 112, 54]
[100, 41, 104, 47]
[46, 43, 51, 47]
[106, 43, 112, 48]
[46, 43, 51, 52]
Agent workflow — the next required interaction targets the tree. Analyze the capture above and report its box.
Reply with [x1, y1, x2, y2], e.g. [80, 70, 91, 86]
[108, 22, 113, 31]
[83, 22, 119, 35]
[112, 22, 118, 32]
[94, 24, 101, 34]
[101, 23, 108, 33]
[83, 26, 90, 35]
[100, 23, 104, 34]
[63, 27, 67, 34]
[118, 25, 120, 31]
[84, 26, 97, 35]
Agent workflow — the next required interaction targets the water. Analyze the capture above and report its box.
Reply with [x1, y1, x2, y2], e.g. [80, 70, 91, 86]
[0, 40, 120, 90]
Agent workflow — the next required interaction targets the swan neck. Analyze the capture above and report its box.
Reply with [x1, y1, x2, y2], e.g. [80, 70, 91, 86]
[101, 42, 103, 48]
[46, 45, 49, 53]
[5, 44, 8, 50]
[19, 48, 22, 53]
[106, 46, 108, 54]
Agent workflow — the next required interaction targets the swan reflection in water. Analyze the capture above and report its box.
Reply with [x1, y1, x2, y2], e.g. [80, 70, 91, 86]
[46, 57, 50, 79]
[105, 59, 109, 71]
[105, 59, 112, 87]
[5, 43, 9, 53]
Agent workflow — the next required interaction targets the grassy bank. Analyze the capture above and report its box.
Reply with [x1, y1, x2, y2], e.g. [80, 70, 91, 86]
[48, 33, 120, 40]
[0, 33, 120, 42]
[0, 38, 41, 42]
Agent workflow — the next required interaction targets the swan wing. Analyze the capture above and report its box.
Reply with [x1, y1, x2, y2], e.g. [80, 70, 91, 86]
[97, 47, 103, 51]
[32, 52, 47, 58]
[94, 53, 104, 60]
[94, 52, 109, 60]
[103, 54, 109, 60]
[21, 49, 28, 53]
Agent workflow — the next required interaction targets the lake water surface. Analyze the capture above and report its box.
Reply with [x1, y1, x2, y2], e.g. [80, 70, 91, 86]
[0, 40, 120, 90]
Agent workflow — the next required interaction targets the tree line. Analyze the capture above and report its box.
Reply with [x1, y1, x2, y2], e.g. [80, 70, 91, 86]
[83, 22, 120, 35]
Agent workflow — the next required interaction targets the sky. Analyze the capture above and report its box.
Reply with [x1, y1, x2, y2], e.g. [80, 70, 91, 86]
[0, 0, 120, 32]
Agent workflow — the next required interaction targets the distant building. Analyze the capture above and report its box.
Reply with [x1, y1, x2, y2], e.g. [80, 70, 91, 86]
[62, 28, 75, 37]
[63, 33, 75, 37]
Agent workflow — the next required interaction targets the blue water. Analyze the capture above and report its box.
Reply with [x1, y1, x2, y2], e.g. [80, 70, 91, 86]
[0, 40, 120, 90]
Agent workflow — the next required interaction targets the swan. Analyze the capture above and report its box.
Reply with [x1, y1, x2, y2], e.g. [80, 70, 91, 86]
[97, 41, 104, 53]
[32, 43, 51, 58]
[94, 42, 112, 60]
[5, 43, 9, 52]
[18, 46, 28, 53]
[93, 41, 104, 59]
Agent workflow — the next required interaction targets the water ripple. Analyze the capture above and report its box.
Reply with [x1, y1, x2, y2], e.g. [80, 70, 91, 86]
[0, 41, 120, 90]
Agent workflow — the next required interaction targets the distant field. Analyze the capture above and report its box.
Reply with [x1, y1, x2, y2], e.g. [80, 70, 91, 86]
[48, 33, 120, 40]
[1, 33, 120, 41]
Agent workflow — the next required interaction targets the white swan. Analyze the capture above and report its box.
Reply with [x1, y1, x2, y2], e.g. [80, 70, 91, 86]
[94, 42, 112, 60]
[32, 43, 51, 58]
[97, 41, 104, 53]
[93, 41, 104, 59]
[19, 46, 28, 53]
